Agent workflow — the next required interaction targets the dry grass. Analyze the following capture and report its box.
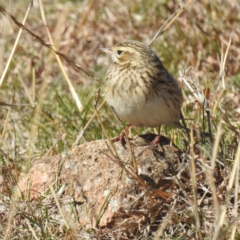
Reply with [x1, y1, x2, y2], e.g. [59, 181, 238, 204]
[0, 0, 240, 239]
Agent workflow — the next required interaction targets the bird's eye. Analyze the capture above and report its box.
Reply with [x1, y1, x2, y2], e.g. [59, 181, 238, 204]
[117, 50, 123, 55]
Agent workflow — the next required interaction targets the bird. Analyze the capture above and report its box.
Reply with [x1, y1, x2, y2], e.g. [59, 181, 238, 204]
[100, 40, 183, 146]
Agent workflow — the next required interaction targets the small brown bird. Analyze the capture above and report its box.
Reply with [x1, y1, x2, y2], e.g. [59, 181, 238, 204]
[100, 40, 183, 145]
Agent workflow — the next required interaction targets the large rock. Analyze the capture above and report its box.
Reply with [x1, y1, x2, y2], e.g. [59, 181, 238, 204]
[19, 134, 182, 232]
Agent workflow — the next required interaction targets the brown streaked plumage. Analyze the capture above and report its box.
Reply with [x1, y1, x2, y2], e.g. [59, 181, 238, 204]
[100, 40, 183, 142]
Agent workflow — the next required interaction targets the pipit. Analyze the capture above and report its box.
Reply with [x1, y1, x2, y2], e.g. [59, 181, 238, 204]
[100, 40, 183, 146]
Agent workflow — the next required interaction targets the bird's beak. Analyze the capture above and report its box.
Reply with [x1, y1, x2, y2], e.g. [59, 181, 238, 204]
[99, 47, 112, 54]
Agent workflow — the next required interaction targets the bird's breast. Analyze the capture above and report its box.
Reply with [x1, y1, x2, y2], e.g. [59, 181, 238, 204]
[105, 66, 152, 104]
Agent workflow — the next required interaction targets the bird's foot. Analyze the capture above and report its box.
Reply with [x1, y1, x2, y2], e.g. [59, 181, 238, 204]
[111, 124, 131, 147]
[150, 134, 164, 150]
[111, 130, 127, 146]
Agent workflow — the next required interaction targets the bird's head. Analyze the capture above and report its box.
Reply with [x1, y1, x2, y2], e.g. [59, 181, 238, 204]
[100, 41, 157, 67]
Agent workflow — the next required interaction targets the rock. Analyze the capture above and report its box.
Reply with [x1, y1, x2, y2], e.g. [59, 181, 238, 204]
[18, 134, 182, 230]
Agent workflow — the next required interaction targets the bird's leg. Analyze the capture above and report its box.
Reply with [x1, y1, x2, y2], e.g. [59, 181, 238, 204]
[151, 126, 163, 149]
[111, 124, 131, 146]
